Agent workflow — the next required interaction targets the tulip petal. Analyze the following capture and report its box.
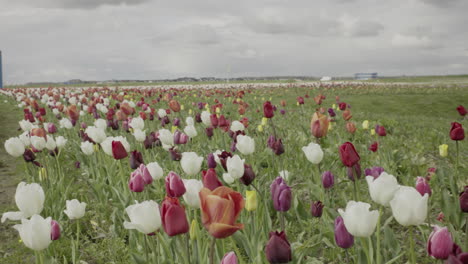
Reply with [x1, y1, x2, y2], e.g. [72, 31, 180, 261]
[208, 223, 243, 239]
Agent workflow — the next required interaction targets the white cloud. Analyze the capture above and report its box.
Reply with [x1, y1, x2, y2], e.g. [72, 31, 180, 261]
[391, 33, 441, 49]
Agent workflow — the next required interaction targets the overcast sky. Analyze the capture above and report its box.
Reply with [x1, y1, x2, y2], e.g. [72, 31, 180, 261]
[1, 0, 467, 84]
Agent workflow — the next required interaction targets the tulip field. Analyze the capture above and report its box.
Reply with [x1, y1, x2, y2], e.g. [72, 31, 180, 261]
[0, 82, 467, 264]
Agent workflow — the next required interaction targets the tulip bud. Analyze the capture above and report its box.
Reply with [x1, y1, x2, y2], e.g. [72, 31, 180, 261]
[328, 108, 336, 117]
[427, 226, 453, 260]
[369, 141, 378, 152]
[416, 176, 431, 196]
[189, 219, 199, 240]
[439, 144, 448, 157]
[64, 199, 86, 220]
[240, 164, 255, 186]
[221, 251, 238, 264]
[362, 120, 369, 130]
[245, 190, 258, 212]
[450, 122, 465, 141]
[460, 186, 468, 213]
[334, 216, 354, 249]
[202, 169, 223, 191]
[13, 215, 52, 251]
[302, 142, 324, 164]
[346, 122, 357, 134]
[270, 177, 291, 212]
[310, 112, 329, 138]
[311, 201, 324, 218]
[129, 150, 144, 169]
[165, 172, 186, 197]
[160, 197, 189, 236]
[456, 105, 467, 116]
[207, 153, 217, 169]
[129, 173, 145, 192]
[112, 141, 128, 160]
[50, 220, 61, 240]
[297, 96, 305, 105]
[338, 201, 379, 237]
[339, 142, 360, 167]
[265, 231, 292, 263]
[321, 171, 335, 189]
[205, 127, 214, 138]
[263, 101, 274, 118]
[364, 166, 385, 179]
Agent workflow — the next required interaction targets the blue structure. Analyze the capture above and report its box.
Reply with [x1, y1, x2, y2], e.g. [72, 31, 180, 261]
[0, 51, 3, 88]
[354, 73, 378, 80]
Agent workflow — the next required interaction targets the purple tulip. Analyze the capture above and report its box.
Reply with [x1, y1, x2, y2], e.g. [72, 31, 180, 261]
[47, 123, 57, 134]
[265, 231, 292, 263]
[207, 153, 217, 169]
[169, 148, 182, 161]
[221, 251, 238, 264]
[321, 171, 335, 189]
[129, 150, 144, 170]
[195, 113, 202, 123]
[280, 109, 286, 115]
[311, 201, 324, 218]
[128, 172, 145, 192]
[173, 118, 180, 127]
[75, 161, 81, 169]
[416, 176, 431, 196]
[364, 166, 385, 179]
[51, 220, 61, 240]
[346, 163, 361, 181]
[133, 164, 153, 185]
[328, 108, 336, 117]
[165, 171, 186, 198]
[270, 177, 291, 212]
[240, 164, 255, 186]
[334, 216, 354, 249]
[205, 127, 214, 138]
[427, 226, 453, 260]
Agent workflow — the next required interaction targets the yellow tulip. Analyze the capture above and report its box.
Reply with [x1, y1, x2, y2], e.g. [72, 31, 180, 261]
[171, 126, 178, 133]
[332, 104, 336, 110]
[181, 105, 185, 111]
[296, 102, 300, 106]
[216, 107, 221, 114]
[39, 168, 47, 181]
[257, 125, 263, 132]
[189, 109, 193, 115]
[370, 129, 376, 136]
[245, 190, 258, 212]
[439, 144, 448, 157]
[189, 219, 199, 240]
[261, 117, 268, 126]
[205, 104, 210, 110]
[362, 120, 369, 130]
[236, 98, 241, 103]
[328, 122, 333, 131]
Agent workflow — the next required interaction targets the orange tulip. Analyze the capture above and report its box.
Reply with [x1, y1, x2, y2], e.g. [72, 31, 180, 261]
[280, 100, 286, 107]
[346, 122, 356, 134]
[199, 186, 244, 238]
[31, 128, 47, 139]
[310, 112, 329, 138]
[314, 94, 326, 105]
[238, 104, 246, 115]
[342, 109, 352, 121]
[66, 105, 80, 121]
[169, 100, 181, 112]
[120, 103, 134, 116]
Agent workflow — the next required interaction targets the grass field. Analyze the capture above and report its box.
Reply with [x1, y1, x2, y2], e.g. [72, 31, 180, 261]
[0, 81, 467, 263]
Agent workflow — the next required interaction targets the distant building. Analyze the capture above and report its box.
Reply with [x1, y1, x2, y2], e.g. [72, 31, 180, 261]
[320, 76, 332, 81]
[354, 73, 378, 80]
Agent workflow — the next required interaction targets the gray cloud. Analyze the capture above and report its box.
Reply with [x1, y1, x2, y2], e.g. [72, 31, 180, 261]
[11, 0, 150, 9]
[420, 0, 460, 8]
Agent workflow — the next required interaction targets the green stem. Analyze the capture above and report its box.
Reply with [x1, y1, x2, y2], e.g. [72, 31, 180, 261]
[352, 179, 358, 201]
[144, 235, 149, 263]
[360, 237, 371, 264]
[76, 219, 80, 262]
[280, 212, 285, 231]
[186, 233, 191, 264]
[209, 237, 216, 264]
[409, 226, 416, 264]
[376, 207, 382, 264]
[455, 141, 459, 188]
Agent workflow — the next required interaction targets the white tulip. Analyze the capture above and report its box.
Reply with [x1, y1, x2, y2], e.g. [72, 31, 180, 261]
[59, 118, 73, 129]
[181, 152, 203, 176]
[19, 120, 33, 131]
[45, 135, 57, 151]
[1, 182, 45, 222]
[147, 162, 164, 180]
[52, 108, 60, 115]
[279, 170, 290, 181]
[302, 142, 324, 164]
[365, 172, 399, 206]
[64, 199, 87, 220]
[130, 117, 145, 130]
[133, 129, 146, 142]
[236, 135, 255, 155]
[223, 173, 235, 184]
[158, 109, 167, 118]
[85, 126, 107, 144]
[19, 132, 31, 147]
[101, 136, 130, 156]
[201, 111, 211, 126]
[158, 129, 173, 146]
[213, 150, 223, 165]
[81, 141, 94, 155]
[94, 119, 107, 130]
[56, 136, 67, 149]
[226, 155, 245, 179]
[338, 201, 379, 237]
[4, 137, 25, 157]
[182, 179, 204, 208]
[230, 121, 245, 132]
[123, 200, 162, 234]
[13, 215, 52, 251]
[186, 117, 194, 126]
[30, 136, 46, 150]
[390, 186, 428, 226]
[184, 125, 198, 138]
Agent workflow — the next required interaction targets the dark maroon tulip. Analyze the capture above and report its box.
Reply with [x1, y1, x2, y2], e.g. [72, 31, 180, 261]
[321, 171, 335, 189]
[202, 169, 223, 191]
[240, 164, 255, 186]
[207, 153, 216, 169]
[112, 141, 128, 160]
[173, 118, 180, 127]
[334, 216, 354, 249]
[375, 125, 387, 136]
[218, 115, 230, 131]
[221, 251, 238, 264]
[339, 142, 360, 167]
[46, 123, 57, 134]
[460, 186, 468, 213]
[365, 166, 385, 179]
[197, 102, 204, 110]
[263, 101, 274, 118]
[205, 127, 214, 138]
[272, 138, 285, 155]
[129, 150, 144, 169]
[311, 201, 324, 218]
[457, 105, 467, 116]
[144, 134, 156, 149]
[369, 141, 378, 152]
[128, 172, 145, 192]
[446, 253, 468, 264]
[267, 135, 276, 149]
[328, 108, 336, 117]
[165, 171, 186, 197]
[416, 177, 431, 196]
[75, 161, 81, 169]
[39, 108, 46, 116]
[23, 149, 36, 162]
[427, 226, 453, 260]
[210, 114, 219, 128]
[346, 163, 362, 181]
[161, 116, 170, 126]
[280, 109, 286, 115]
[450, 122, 465, 141]
[169, 147, 182, 161]
[217, 151, 233, 171]
[108, 120, 119, 130]
[297, 96, 305, 105]
[270, 177, 291, 212]
[339, 102, 347, 111]
[160, 197, 189, 236]
[195, 113, 202, 123]
[265, 231, 292, 263]
[50, 220, 61, 240]
[230, 141, 237, 152]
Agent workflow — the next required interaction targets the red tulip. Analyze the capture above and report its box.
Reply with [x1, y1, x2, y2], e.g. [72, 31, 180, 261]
[160, 197, 189, 236]
[456, 105, 467, 116]
[369, 142, 378, 152]
[296, 96, 304, 105]
[265, 231, 292, 263]
[339, 142, 360, 167]
[450, 122, 465, 141]
[263, 101, 274, 118]
[376, 125, 387, 136]
[202, 169, 223, 191]
[339, 102, 347, 110]
[210, 114, 219, 128]
[112, 141, 128, 160]
[165, 172, 186, 197]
